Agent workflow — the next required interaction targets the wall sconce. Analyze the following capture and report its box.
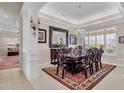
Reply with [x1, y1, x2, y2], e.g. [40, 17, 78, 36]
[30, 16, 40, 37]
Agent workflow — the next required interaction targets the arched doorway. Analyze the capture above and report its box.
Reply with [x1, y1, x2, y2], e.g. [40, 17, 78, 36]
[0, 3, 23, 70]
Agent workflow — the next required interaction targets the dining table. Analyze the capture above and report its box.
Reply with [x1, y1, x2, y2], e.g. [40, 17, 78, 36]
[64, 52, 87, 74]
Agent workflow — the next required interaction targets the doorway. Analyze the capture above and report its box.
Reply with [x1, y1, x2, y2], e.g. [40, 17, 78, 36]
[0, 5, 21, 70]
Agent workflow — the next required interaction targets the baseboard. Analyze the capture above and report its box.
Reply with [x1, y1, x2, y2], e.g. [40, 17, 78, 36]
[39, 62, 52, 69]
[103, 61, 124, 67]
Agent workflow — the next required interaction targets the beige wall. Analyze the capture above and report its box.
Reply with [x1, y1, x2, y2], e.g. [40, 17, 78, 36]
[38, 21, 80, 65]
[38, 20, 124, 66]
[37, 18, 124, 66]
[102, 22, 124, 66]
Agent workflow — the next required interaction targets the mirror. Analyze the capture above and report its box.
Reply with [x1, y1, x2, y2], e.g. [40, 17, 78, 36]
[49, 26, 68, 48]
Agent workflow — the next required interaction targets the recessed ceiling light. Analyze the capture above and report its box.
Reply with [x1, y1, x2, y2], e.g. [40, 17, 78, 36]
[78, 5, 81, 9]
[4, 14, 8, 18]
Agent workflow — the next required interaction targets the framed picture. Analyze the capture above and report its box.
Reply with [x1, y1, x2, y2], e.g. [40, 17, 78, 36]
[70, 34, 77, 44]
[119, 36, 124, 44]
[49, 26, 68, 48]
[38, 29, 46, 43]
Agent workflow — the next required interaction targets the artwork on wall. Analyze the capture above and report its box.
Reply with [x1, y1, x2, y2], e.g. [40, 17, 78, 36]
[49, 26, 68, 48]
[38, 29, 46, 43]
[70, 34, 77, 44]
[119, 36, 124, 44]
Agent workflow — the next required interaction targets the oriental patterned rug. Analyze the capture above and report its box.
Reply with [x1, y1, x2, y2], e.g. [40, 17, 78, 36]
[0, 56, 19, 70]
[42, 64, 116, 90]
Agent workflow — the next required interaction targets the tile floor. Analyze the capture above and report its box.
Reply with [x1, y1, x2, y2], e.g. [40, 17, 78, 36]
[30, 65, 124, 90]
[93, 66, 124, 90]
[1, 65, 124, 90]
[0, 68, 33, 90]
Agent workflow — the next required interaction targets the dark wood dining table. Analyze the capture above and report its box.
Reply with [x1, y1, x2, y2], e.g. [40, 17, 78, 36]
[65, 53, 86, 61]
[64, 53, 86, 74]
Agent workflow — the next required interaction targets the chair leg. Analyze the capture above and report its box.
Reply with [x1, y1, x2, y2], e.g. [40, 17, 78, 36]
[97, 59, 102, 70]
[89, 66, 93, 75]
[56, 64, 59, 75]
[99, 61, 102, 69]
[97, 62, 99, 71]
[90, 64, 94, 74]
[84, 68, 88, 78]
[95, 62, 98, 72]
[62, 67, 65, 79]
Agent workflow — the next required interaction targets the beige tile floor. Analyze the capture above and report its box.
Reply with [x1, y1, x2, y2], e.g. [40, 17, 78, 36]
[1, 65, 124, 90]
[30, 65, 124, 90]
[93, 66, 124, 90]
[0, 68, 33, 90]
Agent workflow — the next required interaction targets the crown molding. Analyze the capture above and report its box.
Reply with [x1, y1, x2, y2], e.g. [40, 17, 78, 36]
[81, 17, 124, 31]
[38, 12, 77, 29]
[77, 13, 122, 28]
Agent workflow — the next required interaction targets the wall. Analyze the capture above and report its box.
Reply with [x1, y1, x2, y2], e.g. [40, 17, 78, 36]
[38, 18, 81, 66]
[20, 2, 46, 80]
[102, 22, 124, 66]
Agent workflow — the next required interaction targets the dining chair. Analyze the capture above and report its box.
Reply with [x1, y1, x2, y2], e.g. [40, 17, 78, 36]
[80, 48, 94, 78]
[98, 48, 104, 70]
[56, 49, 66, 74]
[61, 48, 77, 79]
[56, 49, 62, 75]
[61, 59, 72, 79]
[56, 48, 71, 79]
[92, 48, 99, 72]
[61, 47, 83, 79]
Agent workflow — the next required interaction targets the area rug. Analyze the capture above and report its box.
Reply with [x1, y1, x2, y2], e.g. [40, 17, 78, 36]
[0, 56, 19, 70]
[42, 64, 116, 90]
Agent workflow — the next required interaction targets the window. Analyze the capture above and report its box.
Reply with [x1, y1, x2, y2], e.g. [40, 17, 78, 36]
[97, 35, 104, 45]
[84, 27, 116, 55]
[97, 30, 105, 49]
[106, 29, 116, 53]
[89, 36, 96, 47]
[88, 31, 97, 47]
[84, 36, 88, 46]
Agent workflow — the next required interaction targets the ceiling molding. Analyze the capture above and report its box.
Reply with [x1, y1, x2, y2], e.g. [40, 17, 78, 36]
[39, 12, 76, 26]
[77, 13, 122, 28]
[81, 18, 124, 31]
[40, 2, 120, 25]
[38, 12, 77, 29]
[39, 2, 124, 31]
